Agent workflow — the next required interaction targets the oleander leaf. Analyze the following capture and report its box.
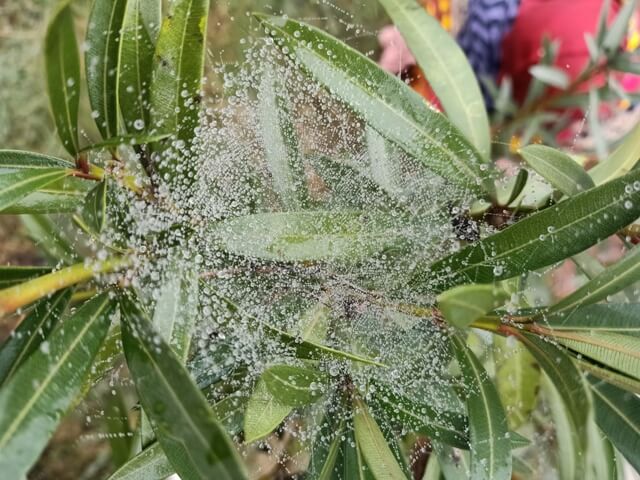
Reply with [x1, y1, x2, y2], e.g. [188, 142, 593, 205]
[0, 149, 74, 169]
[415, 168, 640, 293]
[150, 0, 209, 181]
[121, 295, 247, 480]
[21, 214, 79, 264]
[550, 245, 640, 313]
[377, 0, 491, 159]
[519, 144, 595, 196]
[0, 294, 115, 479]
[0, 266, 52, 289]
[437, 284, 509, 329]
[82, 179, 108, 234]
[243, 377, 292, 443]
[545, 303, 640, 334]
[451, 336, 511, 480]
[589, 120, 640, 185]
[262, 364, 327, 407]
[589, 376, 640, 473]
[528, 65, 570, 89]
[353, 396, 408, 480]
[0, 168, 73, 213]
[108, 442, 173, 480]
[255, 14, 493, 196]
[118, 0, 161, 134]
[85, 0, 127, 139]
[0, 289, 71, 386]
[602, 0, 638, 54]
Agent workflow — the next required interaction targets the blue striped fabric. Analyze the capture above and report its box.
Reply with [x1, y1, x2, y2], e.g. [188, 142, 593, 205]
[457, 0, 521, 104]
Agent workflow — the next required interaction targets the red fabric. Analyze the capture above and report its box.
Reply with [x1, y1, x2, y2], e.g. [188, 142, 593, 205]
[499, 0, 621, 103]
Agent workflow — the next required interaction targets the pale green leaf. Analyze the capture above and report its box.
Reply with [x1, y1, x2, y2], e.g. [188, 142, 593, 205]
[377, 0, 491, 159]
[589, 117, 640, 185]
[437, 284, 508, 329]
[82, 179, 108, 234]
[529, 65, 570, 89]
[21, 214, 79, 264]
[262, 364, 327, 407]
[0, 168, 72, 214]
[519, 144, 594, 196]
[243, 378, 292, 443]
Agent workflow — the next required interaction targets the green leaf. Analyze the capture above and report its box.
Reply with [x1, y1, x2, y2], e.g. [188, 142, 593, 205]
[578, 356, 640, 395]
[255, 14, 492, 196]
[82, 179, 108, 234]
[309, 417, 345, 480]
[153, 262, 199, 363]
[0, 176, 92, 214]
[0, 149, 74, 169]
[550, 245, 640, 313]
[602, 0, 638, 54]
[588, 89, 608, 160]
[150, 0, 209, 178]
[21, 214, 79, 264]
[370, 382, 469, 449]
[437, 284, 509, 329]
[258, 65, 308, 209]
[528, 65, 570, 89]
[85, 0, 127, 139]
[376, 0, 491, 160]
[118, 0, 161, 134]
[0, 289, 71, 386]
[0, 266, 52, 289]
[213, 210, 409, 263]
[517, 331, 590, 468]
[610, 52, 640, 74]
[451, 336, 511, 480]
[262, 364, 327, 407]
[243, 377, 292, 443]
[551, 330, 640, 380]
[415, 168, 640, 293]
[586, 416, 618, 480]
[108, 442, 173, 480]
[0, 168, 73, 213]
[589, 116, 640, 185]
[79, 133, 171, 153]
[519, 145, 595, 196]
[494, 337, 540, 430]
[0, 294, 115, 479]
[589, 376, 640, 473]
[353, 396, 408, 480]
[45, 1, 81, 156]
[120, 295, 247, 480]
[545, 303, 640, 334]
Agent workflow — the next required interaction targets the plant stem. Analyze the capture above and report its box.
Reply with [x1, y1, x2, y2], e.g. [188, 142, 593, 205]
[0, 257, 131, 318]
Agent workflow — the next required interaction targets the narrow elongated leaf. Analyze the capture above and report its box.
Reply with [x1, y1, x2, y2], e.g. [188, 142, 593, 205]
[0, 168, 72, 213]
[309, 417, 345, 480]
[545, 303, 640, 334]
[415, 168, 640, 293]
[0, 294, 114, 479]
[578, 356, 640, 394]
[437, 284, 509, 329]
[589, 376, 640, 473]
[588, 89, 608, 160]
[0, 266, 52, 288]
[602, 0, 638, 54]
[377, 0, 490, 159]
[520, 145, 594, 196]
[82, 180, 108, 234]
[366, 127, 403, 199]
[0, 149, 74, 169]
[529, 65, 570, 89]
[255, 15, 492, 196]
[86, 0, 127, 138]
[451, 336, 511, 480]
[550, 246, 640, 313]
[80, 133, 171, 152]
[1, 176, 92, 214]
[551, 330, 640, 380]
[243, 377, 292, 443]
[21, 214, 79, 264]
[153, 262, 199, 363]
[118, 0, 161, 134]
[259, 66, 308, 209]
[590, 120, 640, 185]
[353, 396, 408, 480]
[517, 331, 590, 473]
[108, 442, 173, 480]
[120, 296, 247, 480]
[45, 1, 81, 156]
[213, 210, 409, 263]
[262, 364, 327, 406]
[494, 337, 540, 430]
[370, 382, 469, 449]
[0, 289, 71, 386]
[150, 0, 209, 179]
